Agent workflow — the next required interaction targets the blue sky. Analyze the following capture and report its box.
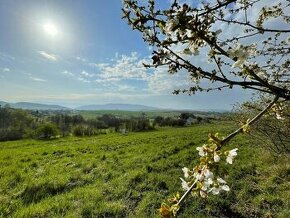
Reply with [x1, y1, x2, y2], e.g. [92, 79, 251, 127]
[0, 0, 253, 110]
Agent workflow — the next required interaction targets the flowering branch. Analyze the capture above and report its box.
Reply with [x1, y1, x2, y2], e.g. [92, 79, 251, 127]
[122, 0, 290, 99]
[159, 95, 280, 217]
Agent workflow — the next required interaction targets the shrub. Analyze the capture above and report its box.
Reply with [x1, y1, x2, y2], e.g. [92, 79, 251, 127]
[35, 123, 60, 139]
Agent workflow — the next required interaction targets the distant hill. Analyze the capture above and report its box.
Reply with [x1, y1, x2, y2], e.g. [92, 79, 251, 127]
[0, 101, 8, 106]
[0, 101, 70, 111]
[75, 103, 160, 111]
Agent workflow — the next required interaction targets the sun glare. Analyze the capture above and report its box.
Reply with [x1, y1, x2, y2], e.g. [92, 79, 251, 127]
[43, 22, 58, 36]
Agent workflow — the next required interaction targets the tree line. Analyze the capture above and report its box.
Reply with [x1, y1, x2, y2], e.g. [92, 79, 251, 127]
[0, 106, 209, 141]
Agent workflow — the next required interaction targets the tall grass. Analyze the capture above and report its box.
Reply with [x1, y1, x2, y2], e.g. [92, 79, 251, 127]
[0, 123, 289, 217]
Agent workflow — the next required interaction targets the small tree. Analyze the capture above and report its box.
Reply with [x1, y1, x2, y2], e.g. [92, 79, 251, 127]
[122, 0, 290, 216]
[0, 107, 33, 141]
[36, 123, 60, 139]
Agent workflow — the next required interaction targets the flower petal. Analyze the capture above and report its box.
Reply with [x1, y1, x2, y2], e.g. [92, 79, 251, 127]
[222, 185, 230, 191]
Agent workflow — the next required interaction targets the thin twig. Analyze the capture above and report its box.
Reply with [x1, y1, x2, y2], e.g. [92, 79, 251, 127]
[216, 18, 290, 33]
[177, 177, 199, 206]
[221, 95, 279, 145]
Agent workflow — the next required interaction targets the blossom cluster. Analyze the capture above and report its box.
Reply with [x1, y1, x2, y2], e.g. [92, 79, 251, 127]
[272, 103, 286, 120]
[180, 140, 238, 198]
[227, 43, 257, 68]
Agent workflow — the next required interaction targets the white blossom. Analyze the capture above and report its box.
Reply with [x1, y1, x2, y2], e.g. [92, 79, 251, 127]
[188, 42, 199, 56]
[194, 171, 204, 181]
[232, 59, 245, 68]
[210, 187, 220, 195]
[186, 29, 193, 38]
[182, 167, 190, 178]
[221, 185, 230, 191]
[217, 178, 226, 184]
[218, 178, 230, 192]
[276, 113, 284, 120]
[228, 44, 256, 68]
[204, 169, 214, 179]
[213, 152, 220, 162]
[226, 148, 238, 164]
[143, 29, 154, 40]
[201, 177, 213, 191]
[196, 146, 206, 156]
[180, 177, 190, 191]
[210, 185, 230, 194]
[256, 70, 268, 80]
[165, 19, 179, 34]
[209, 178, 230, 194]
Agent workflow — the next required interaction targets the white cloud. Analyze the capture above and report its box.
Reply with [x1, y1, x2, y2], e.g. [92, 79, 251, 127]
[61, 70, 74, 76]
[78, 77, 90, 83]
[61, 70, 93, 83]
[147, 67, 192, 94]
[117, 84, 137, 92]
[0, 52, 15, 61]
[37, 51, 58, 61]
[23, 72, 32, 76]
[91, 51, 192, 94]
[2, 68, 10, 72]
[80, 70, 93, 78]
[30, 77, 47, 82]
[95, 77, 121, 83]
[89, 62, 110, 68]
[76, 56, 88, 63]
[95, 52, 149, 81]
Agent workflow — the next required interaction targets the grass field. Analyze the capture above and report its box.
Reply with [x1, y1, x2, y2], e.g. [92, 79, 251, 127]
[0, 122, 289, 217]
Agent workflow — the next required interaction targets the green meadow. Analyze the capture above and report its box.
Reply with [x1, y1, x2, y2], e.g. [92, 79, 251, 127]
[0, 122, 289, 217]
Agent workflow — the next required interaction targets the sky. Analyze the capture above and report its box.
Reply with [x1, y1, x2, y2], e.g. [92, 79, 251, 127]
[0, 0, 255, 110]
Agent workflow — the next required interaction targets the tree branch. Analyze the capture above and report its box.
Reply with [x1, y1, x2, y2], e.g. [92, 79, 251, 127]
[175, 95, 279, 208]
[220, 95, 279, 145]
[215, 17, 290, 33]
[199, 0, 237, 16]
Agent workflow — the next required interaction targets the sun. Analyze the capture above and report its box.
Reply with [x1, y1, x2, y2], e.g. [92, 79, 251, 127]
[43, 22, 58, 36]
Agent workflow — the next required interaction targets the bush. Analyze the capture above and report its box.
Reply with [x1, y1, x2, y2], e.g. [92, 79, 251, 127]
[0, 128, 23, 141]
[36, 123, 60, 139]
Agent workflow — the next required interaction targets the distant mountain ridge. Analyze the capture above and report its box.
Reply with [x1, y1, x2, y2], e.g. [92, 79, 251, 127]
[75, 103, 160, 111]
[0, 101, 160, 111]
[0, 101, 70, 111]
[0, 101, 230, 112]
